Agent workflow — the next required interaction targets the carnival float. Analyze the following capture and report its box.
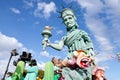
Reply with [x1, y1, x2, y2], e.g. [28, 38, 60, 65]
[1, 7, 113, 80]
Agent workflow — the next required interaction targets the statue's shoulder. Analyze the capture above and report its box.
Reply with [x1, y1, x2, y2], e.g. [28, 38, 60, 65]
[78, 29, 88, 34]
[78, 29, 84, 32]
[75, 29, 86, 33]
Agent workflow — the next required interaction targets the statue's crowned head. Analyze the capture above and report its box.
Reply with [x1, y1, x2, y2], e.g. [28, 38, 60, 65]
[61, 8, 76, 20]
[59, 8, 78, 31]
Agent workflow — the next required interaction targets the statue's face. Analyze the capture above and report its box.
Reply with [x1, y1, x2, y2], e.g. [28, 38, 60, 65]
[63, 15, 76, 29]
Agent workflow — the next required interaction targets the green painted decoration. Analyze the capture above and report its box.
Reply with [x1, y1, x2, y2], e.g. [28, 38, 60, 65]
[43, 62, 54, 80]
[6, 61, 25, 80]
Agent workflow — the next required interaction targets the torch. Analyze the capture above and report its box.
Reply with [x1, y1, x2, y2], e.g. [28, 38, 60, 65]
[41, 26, 52, 51]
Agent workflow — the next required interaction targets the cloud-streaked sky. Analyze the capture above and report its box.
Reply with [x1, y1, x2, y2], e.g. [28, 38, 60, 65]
[0, 0, 120, 80]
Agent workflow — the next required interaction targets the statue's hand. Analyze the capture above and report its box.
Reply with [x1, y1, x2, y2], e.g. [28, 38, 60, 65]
[42, 39, 50, 46]
[42, 39, 51, 51]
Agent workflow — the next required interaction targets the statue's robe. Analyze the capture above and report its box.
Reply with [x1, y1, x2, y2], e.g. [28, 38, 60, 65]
[61, 29, 94, 80]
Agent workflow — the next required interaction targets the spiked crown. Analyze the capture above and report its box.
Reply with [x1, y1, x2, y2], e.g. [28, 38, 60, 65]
[58, 6, 77, 20]
[61, 8, 75, 18]
[57, 5, 78, 31]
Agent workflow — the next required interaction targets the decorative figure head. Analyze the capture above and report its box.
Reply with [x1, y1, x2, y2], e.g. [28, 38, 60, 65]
[6, 72, 13, 77]
[30, 59, 37, 66]
[117, 53, 120, 61]
[11, 49, 19, 56]
[92, 67, 107, 80]
[74, 50, 93, 69]
[59, 8, 78, 31]
[51, 57, 59, 66]
[95, 68, 105, 76]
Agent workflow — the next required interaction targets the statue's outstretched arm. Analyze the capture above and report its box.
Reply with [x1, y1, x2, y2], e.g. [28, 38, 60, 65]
[49, 40, 64, 51]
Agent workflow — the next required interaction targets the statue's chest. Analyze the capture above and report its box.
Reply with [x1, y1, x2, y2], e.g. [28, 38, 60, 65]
[64, 30, 82, 45]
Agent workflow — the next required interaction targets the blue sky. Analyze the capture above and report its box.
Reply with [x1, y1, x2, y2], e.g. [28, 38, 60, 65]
[0, 0, 120, 80]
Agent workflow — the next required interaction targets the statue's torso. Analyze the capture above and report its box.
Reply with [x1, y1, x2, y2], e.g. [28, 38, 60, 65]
[62, 29, 94, 59]
[63, 29, 87, 52]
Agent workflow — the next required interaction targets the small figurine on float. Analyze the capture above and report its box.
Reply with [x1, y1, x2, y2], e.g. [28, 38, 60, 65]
[92, 67, 107, 80]
[51, 57, 65, 80]
[24, 59, 38, 80]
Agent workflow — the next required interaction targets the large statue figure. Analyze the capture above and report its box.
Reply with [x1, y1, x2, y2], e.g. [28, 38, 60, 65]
[42, 8, 95, 80]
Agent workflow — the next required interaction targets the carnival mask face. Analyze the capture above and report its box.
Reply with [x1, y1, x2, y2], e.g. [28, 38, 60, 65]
[63, 15, 76, 28]
[52, 57, 59, 66]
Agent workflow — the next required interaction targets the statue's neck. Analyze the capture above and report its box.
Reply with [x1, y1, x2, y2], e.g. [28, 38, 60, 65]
[67, 26, 77, 32]
[67, 22, 78, 32]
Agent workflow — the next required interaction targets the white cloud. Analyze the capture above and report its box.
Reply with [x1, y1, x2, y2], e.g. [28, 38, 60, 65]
[37, 61, 45, 70]
[103, 0, 120, 50]
[75, 0, 120, 61]
[34, 1, 57, 19]
[95, 53, 113, 63]
[64, 0, 120, 63]
[105, 0, 120, 16]
[77, 0, 103, 15]
[17, 18, 25, 22]
[0, 33, 30, 78]
[0, 59, 16, 79]
[54, 40, 59, 43]
[56, 30, 63, 35]
[0, 33, 27, 59]
[34, 21, 40, 24]
[10, 8, 21, 14]
[94, 35, 113, 52]
[40, 51, 50, 57]
[23, 0, 33, 9]
[40, 51, 61, 59]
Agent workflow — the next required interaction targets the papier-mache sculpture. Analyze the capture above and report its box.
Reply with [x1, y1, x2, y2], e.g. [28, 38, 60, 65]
[42, 7, 96, 80]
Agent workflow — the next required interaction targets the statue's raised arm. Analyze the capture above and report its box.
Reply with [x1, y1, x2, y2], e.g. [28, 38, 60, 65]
[42, 26, 64, 51]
